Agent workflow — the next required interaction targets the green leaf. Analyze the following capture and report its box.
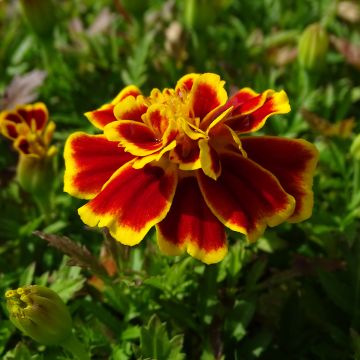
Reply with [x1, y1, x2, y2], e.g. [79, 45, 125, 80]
[48, 257, 85, 303]
[3, 342, 32, 360]
[139, 315, 185, 360]
[225, 300, 256, 341]
[317, 270, 352, 314]
[19, 262, 36, 287]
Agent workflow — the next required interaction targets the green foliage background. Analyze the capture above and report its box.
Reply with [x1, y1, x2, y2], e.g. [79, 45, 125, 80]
[1, 0, 360, 358]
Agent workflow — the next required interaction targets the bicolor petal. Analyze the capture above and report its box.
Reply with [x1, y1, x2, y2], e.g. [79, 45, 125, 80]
[199, 139, 221, 180]
[190, 73, 228, 121]
[78, 161, 178, 246]
[175, 73, 200, 93]
[241, 136, 318, 222]
[113, 95, 148, 122]
[84, 104, 116, 130]
[169, 138, 201, 170]
[157, 177, 227, 264]
[225, 90, 291, 133]
[104, 120, 163, 156]
[17, 102, 48, 131]
[1, 120, 18, 139]
[111, 85, 142, 104]
[64, 132, 134, 199]
[197, 152, 295, 242]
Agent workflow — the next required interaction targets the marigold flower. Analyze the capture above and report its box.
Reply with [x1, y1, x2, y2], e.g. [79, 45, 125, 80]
[64, 73, 318, 264]
[0, 102, 56, 197]
[0, 102, 56, 158]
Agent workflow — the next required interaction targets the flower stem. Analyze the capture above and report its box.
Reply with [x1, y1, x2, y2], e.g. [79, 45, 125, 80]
[62, 334, 91, 360]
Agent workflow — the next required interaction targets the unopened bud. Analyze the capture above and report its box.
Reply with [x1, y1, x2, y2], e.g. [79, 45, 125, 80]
[351, 134, 360, 160]
[298, 23, 329, 71]
[17, 153, 55, 200]
[184, 0, 232, 30]
[5, 285, 72, 346]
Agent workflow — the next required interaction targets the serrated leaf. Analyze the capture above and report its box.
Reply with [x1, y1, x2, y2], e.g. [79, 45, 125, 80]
[140, 315, 185, 360]
[48, 257, 85, 303]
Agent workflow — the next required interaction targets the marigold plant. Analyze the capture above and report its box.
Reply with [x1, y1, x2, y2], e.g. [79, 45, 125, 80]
[64, 73, 318, 264]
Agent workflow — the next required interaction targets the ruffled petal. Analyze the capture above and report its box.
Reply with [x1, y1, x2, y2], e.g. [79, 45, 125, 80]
[197, 152, 295, 242]
[84, 104, 115, 130]
[104, 120, 163, 156]
[113, 95, 148, 122]
[225, 90, 290, 134]
[64, 132, 134, 199]
[157, 176, 227, 264]
[142, 104, 178, 144]
[175, 73, 200, 93]
[190, 73, 228, 121]
[169, 138, 201, 170]
[1, 120, 18, 139]
[84, 86, 142, 130]
[17, 103, 48, 131]
[1, 111, 23, 124]
[241, 136, 318, 222]
[14, 136, 31, 155]
[78, 161, 178, 246]
[199, 139, 221, 180]
[111, 85, 142, 104]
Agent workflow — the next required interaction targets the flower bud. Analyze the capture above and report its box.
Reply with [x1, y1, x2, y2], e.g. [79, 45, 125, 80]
[16, 152, 56, 200]
[19, 0, 57, 41]
[184, 0, 231, 30]
[298, 23, 329, 71]
[5, 285, 72, 346]
[351, 134, 360, 160]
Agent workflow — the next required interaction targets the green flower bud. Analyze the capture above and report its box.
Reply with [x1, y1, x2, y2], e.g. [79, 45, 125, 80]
[351, 134, 360, 160]
[16, 153, 55, 201]
[5, 285, 72, 346]
[184, 0, 232, 30]
[19, 0, 57, 41]
[298, 23, 329, 71]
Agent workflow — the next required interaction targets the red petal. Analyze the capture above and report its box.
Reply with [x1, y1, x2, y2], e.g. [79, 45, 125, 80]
[1, 121, 18, 139]
[241, 136, 318, 222]
[104, 120, 163, 155]
[78, 162, 178, 246]
[114, 96, 148, 122]
[64, 133, 134, 199]
[111, 85, 142, 104]
[197, 152, 295, 242]
[157, 177, 227, 264]
[84, 105, 116, 130]
[190, 73, 228, 120]
[3, 112, 23, 124]
[14, 137, 31, 155]
[199, 139, 221, 180]
[169, 138, 201, 170]
[226, 90, 290, 133]
[175, 73, 200, 93]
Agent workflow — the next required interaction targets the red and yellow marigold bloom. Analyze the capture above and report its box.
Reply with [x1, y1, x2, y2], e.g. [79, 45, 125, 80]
[0, 102, 56, 158]
[64, 73, 318, 264]
[0, 103, 57, 197]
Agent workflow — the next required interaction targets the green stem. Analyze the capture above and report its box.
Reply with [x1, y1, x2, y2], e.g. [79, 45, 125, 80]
[62, 334, 91, 360]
